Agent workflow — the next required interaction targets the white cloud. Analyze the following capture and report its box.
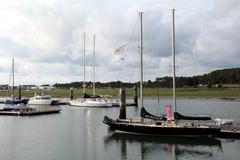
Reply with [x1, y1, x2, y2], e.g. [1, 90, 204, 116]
[0, 0, 239, 85]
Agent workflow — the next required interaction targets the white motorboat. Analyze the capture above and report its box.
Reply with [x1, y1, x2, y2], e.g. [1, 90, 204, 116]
[28, 93, 52, 105]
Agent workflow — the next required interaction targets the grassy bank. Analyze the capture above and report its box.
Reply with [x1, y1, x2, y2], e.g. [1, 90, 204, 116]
[0, 87, 239, 98]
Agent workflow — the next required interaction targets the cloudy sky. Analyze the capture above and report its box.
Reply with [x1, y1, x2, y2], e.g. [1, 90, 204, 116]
[0, 0, 239, 85]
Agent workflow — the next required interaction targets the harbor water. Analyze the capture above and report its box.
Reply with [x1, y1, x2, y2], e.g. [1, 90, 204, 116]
[0, 98, 240, 160]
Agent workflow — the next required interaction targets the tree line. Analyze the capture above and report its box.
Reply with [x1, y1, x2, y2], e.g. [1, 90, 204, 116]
[53, 68, 240, 88]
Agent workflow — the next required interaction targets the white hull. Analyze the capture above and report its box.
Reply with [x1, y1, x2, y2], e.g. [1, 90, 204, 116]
[69, 98, 113, 107]
[28, 99, 52, 105]
[4, 103, 30, 110]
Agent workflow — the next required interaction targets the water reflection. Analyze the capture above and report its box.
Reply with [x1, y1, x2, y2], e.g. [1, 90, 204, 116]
[104, 133, 222, 160]
[84, 108, 97, 160]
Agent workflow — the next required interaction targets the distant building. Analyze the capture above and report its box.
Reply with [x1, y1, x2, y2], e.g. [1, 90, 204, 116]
[21, 85, 38, 90]
[39, 84, 54, 90]
[0, 84, 9, 90]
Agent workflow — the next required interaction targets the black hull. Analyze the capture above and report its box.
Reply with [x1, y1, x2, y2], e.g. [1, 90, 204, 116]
[103, 116, 220, 136]
[5, 99, 29, 105]
[105, 132, 222, 147]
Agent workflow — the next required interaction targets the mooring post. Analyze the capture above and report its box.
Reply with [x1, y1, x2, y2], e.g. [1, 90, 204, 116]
[18, 85, 21, 100]
[119, 88, 126, 119]
[70, 87, 73, 100]
[133, 84, 138, 107]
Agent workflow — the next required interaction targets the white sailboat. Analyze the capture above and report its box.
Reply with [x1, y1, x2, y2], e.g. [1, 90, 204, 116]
[69, 34, 116, 107]
[4, 58, 29, 110]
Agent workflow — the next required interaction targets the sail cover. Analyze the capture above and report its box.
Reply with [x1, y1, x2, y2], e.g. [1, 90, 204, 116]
[174, 112, 211, 120]
[140, 107, 167, 121]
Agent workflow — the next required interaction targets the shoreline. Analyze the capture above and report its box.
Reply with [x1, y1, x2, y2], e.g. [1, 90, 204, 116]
[125, 96, 240, 102]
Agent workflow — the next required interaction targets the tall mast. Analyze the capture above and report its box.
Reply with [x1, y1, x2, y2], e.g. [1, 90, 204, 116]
[12, 57, 15, 100]
[83, 33, 86, 95]
[93, 34, 96, 96]
[171, 9, 177, 112]
[139, 12, 144, 109]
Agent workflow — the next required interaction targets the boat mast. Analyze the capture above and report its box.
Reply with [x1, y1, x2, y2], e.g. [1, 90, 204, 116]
[93, 34, 96, 96]
[139, 12, 144, 109]
[171, 9, 177, 112]
[12, 57, 15, 100]
[83, 33, 86, 95]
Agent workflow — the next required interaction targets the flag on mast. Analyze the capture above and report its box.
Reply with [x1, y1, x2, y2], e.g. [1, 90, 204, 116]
[112, 43, 128, 62]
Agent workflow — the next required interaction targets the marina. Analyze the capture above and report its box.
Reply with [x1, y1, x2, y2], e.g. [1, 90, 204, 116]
[0, 98, 239, 160]
[0, 0, 239, 159]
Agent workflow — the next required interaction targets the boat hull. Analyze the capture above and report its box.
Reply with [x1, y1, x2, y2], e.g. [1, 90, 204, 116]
[28, 99, 52, 105]
[103, 116, 220, 136]
[69, 99, 113, 107]
[5, 99, 29, 105]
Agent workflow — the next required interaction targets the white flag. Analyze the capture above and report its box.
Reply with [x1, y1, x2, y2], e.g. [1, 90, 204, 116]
[112, 43, 128, 62]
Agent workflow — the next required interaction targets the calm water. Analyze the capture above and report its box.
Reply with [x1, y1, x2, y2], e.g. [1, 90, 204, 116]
[0, 98, 240, 160]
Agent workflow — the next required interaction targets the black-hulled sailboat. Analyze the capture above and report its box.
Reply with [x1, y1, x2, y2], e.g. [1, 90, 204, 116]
[103, 10, 220, 136]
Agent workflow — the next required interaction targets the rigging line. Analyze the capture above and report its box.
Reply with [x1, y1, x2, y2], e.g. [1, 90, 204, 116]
[168, 47, 173, 102]
[116, 64, 123, 82]
[174, 14, 195, 77]
[142, 13, 158, 83]
[7, 61, 13, 97]
[128, 14, 139, 45]
[115, 14, 139, 83]
[143, 13, 154, 57]
[143, 14, 154, 75]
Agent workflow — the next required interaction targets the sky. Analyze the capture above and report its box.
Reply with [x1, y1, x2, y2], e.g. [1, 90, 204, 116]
[0, 0, 239, 85]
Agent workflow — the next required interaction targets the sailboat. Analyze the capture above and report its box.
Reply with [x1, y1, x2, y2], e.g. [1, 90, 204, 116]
[103, 10, 220, 136]
[69, 34, 116, 107]
[4, 58, 29, 110]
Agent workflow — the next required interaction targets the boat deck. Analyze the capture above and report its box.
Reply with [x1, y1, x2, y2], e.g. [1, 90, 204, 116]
[117, 118, 217, 128]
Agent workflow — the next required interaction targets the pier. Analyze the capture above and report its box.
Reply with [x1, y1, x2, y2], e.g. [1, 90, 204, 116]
[218, 119, 240, 139]
[0, 106, 61, 116]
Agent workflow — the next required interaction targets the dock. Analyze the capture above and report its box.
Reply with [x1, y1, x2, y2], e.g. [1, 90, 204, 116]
[0, 107, 61, 116]
[218, 119, 240, 139]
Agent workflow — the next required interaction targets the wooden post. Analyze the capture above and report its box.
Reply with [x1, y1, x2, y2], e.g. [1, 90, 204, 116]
[18, 85, 21, 100]
[119, 88, 126, 119]
[133, 84, 138, 107]
[70, 88, 73, 100]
